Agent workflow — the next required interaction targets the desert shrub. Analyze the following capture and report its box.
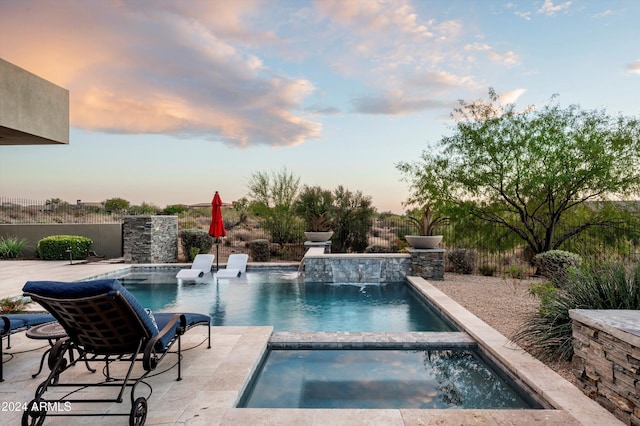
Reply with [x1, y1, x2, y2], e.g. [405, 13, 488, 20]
[479, 263, 496, 276]
[331, 186, 375, 253]
[37, 235, 92, 260]
[395, 238, 410, 252]
[364, 245, 393, 253]
[234, 229, 253, 242]
[0, 236, 28, 259]
[163, 204, 187, 215]
[503, 264, 530, 280]
[447, 249, 477, 274]
[532, 250, 582, 287]
[129, 202, 160, 215]
[513, 260, 640, 362]
[179, 229, 212, 261]
[248, 239, 270, 262]
[528, 281, 557, 312]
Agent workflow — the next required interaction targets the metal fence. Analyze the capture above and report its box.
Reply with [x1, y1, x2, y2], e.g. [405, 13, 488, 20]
[2, 197, 638, 272]
[0, 198, 122, 224]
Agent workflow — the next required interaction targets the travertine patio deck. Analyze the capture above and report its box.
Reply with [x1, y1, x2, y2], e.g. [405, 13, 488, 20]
[0, 261, 621, 425]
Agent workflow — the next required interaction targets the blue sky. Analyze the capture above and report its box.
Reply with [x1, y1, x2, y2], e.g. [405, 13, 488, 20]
[1, 0, 639, 213]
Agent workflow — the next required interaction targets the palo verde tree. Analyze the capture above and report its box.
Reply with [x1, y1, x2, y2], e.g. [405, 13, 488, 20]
[247, 167, 302, 245]
[397, 89, 640, 256]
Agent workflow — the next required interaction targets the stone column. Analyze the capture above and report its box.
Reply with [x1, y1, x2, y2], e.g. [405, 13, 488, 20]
[123, 215, 178, 263]
[407, 248, 445, 280]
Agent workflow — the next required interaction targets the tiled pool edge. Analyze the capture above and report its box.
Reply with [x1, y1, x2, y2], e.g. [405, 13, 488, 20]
[406, 276, 621, 425]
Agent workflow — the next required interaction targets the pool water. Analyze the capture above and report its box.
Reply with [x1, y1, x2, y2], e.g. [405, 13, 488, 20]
[113, 270, 456, 332]
[240, 349, 537, 409]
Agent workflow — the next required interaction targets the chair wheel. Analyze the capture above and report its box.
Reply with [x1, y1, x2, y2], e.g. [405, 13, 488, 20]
[130, 396, 148, 426]
[22, 399, 47, 426]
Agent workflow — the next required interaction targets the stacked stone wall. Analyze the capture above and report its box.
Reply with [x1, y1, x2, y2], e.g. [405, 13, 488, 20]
[570, 310, 640, 425]
[123, 215, 177, 263]
[407, 248, 445, 280]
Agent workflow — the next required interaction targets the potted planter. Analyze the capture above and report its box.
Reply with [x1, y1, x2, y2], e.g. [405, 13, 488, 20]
[405, 235, 443, 249]
[303, 213, 333, 242]
[294, 186, 334, 242]
[405, 202, 448, 249]
[304, 231, 334, 242]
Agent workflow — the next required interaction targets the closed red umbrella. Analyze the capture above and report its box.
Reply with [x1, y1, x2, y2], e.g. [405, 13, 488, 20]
[208, 191, 226, 270]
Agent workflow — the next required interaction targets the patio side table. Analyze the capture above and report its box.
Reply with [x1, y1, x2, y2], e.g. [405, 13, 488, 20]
[25, 322, 91, 378]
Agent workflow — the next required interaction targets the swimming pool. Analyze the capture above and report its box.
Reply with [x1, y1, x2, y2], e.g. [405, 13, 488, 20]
[108, 268, 456, 332]
[99, 267, 547, 412]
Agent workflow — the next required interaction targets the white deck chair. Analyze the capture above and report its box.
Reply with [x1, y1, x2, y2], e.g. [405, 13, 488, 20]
[176, 254, 215, 280]
[216, 254, 249, 278]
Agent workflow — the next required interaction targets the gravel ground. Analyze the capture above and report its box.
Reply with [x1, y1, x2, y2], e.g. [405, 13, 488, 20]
[432, 273, 577, 386]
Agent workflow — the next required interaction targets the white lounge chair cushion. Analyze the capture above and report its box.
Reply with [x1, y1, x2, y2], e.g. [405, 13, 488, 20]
[215, 254, 248, 278]
[176, 269, 204, 279]
[226, 254, 249, 273]
[175, 254, 215, 280]
[215, 269, 241, 278]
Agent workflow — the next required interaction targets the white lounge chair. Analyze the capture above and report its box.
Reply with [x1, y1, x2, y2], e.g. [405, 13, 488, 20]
[176, 254, 215, 280]
[216, 254, 249, 278]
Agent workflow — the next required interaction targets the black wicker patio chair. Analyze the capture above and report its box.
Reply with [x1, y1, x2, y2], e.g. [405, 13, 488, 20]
[1, 313, 55, 382]
[21, 279, 211, 425]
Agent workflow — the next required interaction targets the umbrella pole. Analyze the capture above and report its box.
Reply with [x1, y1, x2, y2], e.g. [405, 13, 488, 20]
[216, 239, 219, 271]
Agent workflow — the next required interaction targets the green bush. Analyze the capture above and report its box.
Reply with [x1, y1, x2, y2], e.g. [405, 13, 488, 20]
[37, 235, 92, 260]
[533, 250, 582, 286]
[163, 204, 187, 215]
[513, 260, 640, 362]
[179, 229, 213, 262]
[248, 239, 270, 262]
[0, 236, 28, 259]
[447, 249, 477, 274]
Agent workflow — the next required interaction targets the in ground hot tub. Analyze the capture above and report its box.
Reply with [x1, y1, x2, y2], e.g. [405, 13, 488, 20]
[238, 348, 542, 409]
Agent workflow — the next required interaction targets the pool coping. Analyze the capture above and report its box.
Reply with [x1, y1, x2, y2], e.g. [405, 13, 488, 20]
[405, 276, 620, 425]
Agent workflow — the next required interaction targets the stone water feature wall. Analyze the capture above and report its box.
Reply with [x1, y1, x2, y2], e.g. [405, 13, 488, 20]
[570, 309, 640, 425]
[123, 215, 178, 263]
[304, 253, 411, 282]
[303, 249, 445, 282]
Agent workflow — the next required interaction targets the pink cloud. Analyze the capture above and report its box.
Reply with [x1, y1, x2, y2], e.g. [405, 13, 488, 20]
[0, 0, 321, 147]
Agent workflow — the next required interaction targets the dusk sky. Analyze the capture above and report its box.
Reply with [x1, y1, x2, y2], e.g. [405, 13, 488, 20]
[1, 0, 639, 213]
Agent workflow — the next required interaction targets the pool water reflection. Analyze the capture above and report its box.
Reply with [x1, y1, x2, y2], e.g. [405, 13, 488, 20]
[115, 270, 456, 332]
